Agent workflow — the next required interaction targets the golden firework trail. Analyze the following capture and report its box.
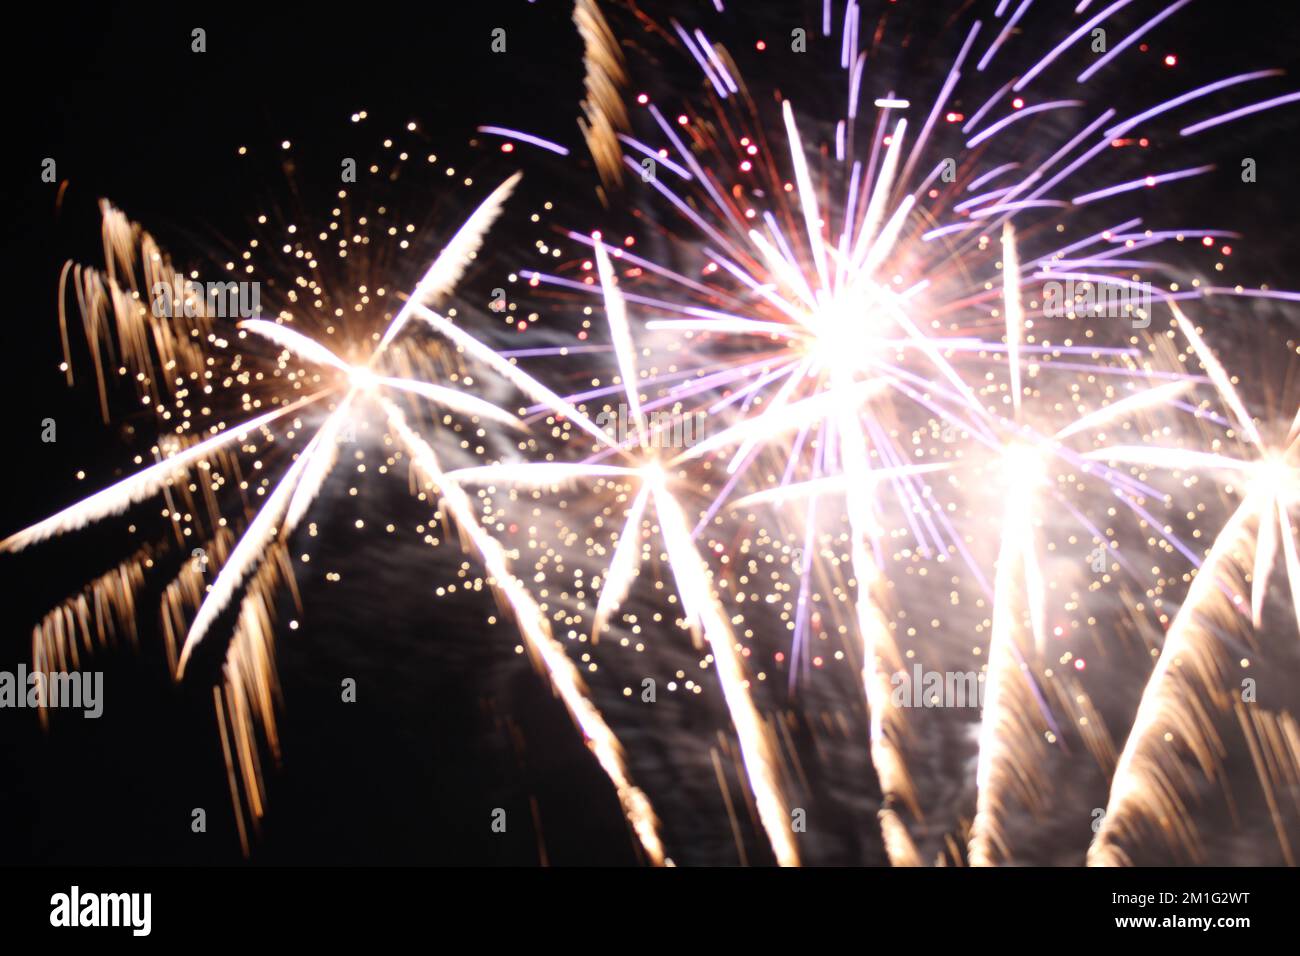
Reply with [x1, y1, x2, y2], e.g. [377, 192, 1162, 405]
[380, 397, 665, 865]
[1088, 301, 1300, 865]
[968, 225, 1191, 865]
[968, 443, 1051, 867]
[574, 0, 630, 195]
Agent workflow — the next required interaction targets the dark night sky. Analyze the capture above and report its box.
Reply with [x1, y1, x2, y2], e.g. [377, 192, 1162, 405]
[2, 0, 1300, 867]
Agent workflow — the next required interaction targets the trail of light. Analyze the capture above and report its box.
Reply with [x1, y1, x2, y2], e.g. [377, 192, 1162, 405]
[923, 223, 980, 242]
[859, 196, 917, 277]
[898, 21, 980, 188]
[731, 463, 953, 510]
[284, 393, 355, 533]
[1277, 502, 1300, 640]
[861, 414, 942, 557]
[178, 411, 343, 673]
[978, 0, 1034, 73]
[646, 105, 746, 239]
[621, 156, 740, 257]
[749, 229, 820, 311]
[476, 127, 570, 156]
[1082, 445, 1250, 474]
[852, 119, 909, 272]
[968, 162, 1023, 192]
[789, 457, 822, 689]
[705, 361, 802, 418]
[616, 135, 693, 180]
[1077, 0, 1194, 83]
[993, 112, 1117, 219]
[706, 247, 808, 323]
[1107, 70, 1284, 137]
[954, 187, 1014, 213]
[970, 443, 1049, 866]
[378, 174, 521, 352]
[1180, 90, 1300, 137]
[1014, 0, 1137, 93]
[373, 377, 523, 427]
[592, 484, 652, 641]
[1072, 165, 1215, 205]
[968, 100, 1085, 149]
[963, 80, 1017, 136]
[500, 345, 613, 358]
[1054, 380, 1195, 440]
[238, 320, 351, 372]
[594, 236, 648, 442]
[1089, 495, 1257, 865]
[970, 199, 1070, 219]
[382, 398, 666, 865]
[530, 354, 755, 430]
[410, 303, 617, 450]
[564, 235, 724, 300]
[695, 28, 738, 94]
[0, 394, 327, 553]
[650, 467, 800, 866]
[833, 374, 921, 866]
[672, 19, 729, 98]
[782, 101, 832, 293]
[1003, 224, 1024, 418]
[526, 268, 755, 323]
[1169, 301, 1265, 451]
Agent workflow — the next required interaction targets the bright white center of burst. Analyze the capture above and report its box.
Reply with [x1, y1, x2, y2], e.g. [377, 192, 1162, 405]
[806, 281, 899, 377]
[1000, 441, 1050, 495]
[1251, 455, 1296, 503]
[348, 365, 379, 393]
[640, 458, 666, 487]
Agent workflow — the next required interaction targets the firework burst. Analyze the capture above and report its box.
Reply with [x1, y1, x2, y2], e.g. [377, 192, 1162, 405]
[493, 0, 1300, 864]
[3, 138, 672, 858]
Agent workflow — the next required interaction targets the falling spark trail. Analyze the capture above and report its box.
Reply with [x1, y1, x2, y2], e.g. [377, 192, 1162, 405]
[377, 173, 522, 352]
[969, 444, 1049, 866]
[178, 412, 340, 673]
[381, 398, 666, 866]
[1088, 495, 1256, 865]
[651, 470, 801, 866]
[0, 394, 327, 553]
[834, 372, 921, 866]
[1002, 224, 1024, 418]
